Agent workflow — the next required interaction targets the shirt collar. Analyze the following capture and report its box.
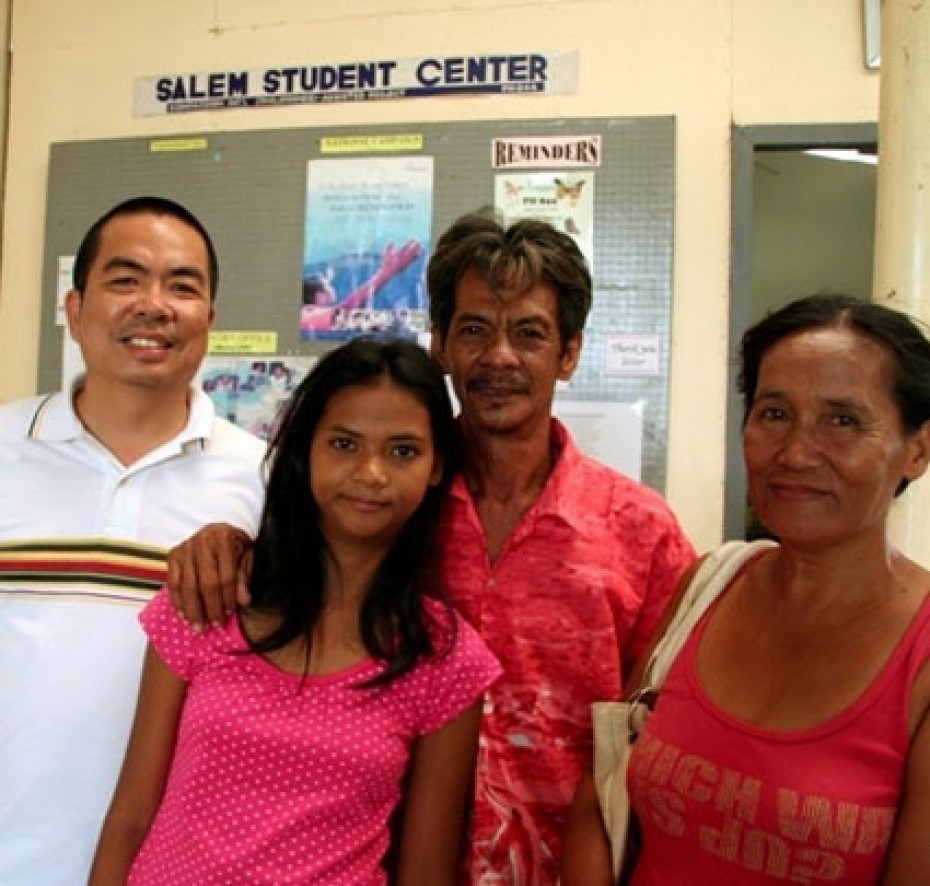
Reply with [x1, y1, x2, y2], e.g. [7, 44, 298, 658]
[28, 376, 215, 450]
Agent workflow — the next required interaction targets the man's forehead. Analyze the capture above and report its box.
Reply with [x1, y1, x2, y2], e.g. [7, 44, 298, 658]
[454, 270, 558, 315]
[95, 213, 209, 265]
[99, 211, 203, 247]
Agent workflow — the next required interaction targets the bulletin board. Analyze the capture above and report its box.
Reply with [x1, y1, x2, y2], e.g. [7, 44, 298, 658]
[40, 116, 675, 491]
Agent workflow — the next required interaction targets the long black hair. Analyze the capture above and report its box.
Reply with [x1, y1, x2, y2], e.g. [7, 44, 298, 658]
[246, 337, 457, 683]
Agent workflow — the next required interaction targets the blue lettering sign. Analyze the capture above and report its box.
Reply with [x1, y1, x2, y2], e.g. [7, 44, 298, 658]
[417, 59, 442, 87]
[263, 69, 282, 94]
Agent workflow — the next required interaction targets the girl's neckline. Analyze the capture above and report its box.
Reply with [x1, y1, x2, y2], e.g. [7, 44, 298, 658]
[231, 611, 377, 684]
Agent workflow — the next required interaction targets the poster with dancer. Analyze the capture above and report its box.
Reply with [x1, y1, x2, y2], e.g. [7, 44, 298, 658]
[301, 155, 433, 341]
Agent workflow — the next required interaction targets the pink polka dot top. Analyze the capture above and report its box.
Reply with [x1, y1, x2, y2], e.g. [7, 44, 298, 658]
[128, 589, 501, 885]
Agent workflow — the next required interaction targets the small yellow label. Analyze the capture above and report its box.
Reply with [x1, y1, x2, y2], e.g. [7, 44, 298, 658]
[208, 331, 278, 354]
[149, 138, 209, 153]
[320, 134, 424, 154]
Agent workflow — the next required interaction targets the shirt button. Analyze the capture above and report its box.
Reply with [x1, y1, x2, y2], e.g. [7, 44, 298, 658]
[487, 578, 495, 587]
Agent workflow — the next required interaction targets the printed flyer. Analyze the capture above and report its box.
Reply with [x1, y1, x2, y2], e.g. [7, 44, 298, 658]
[495, 170, 595, 267]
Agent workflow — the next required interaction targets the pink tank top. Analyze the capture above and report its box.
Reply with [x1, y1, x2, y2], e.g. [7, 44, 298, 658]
[628, 575, 930, 885]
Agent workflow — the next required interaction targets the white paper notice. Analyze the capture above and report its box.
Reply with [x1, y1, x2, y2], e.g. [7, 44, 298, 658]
[553, 399, 644, 480]
[56, 256, 75, 326]
[605, 333, 661, 377]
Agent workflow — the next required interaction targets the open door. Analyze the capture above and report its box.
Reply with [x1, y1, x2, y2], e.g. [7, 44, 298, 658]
[725, 123, 878, 539]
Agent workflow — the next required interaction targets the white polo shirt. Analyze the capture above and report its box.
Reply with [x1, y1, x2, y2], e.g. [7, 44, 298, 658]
[0, 383, 266, 886]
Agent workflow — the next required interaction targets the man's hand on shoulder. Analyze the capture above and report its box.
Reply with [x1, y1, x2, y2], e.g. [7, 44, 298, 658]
[166, 523, 254, 631]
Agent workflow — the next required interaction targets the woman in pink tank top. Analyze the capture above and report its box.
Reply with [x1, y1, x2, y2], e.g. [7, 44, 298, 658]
[564, 293, 930, 884]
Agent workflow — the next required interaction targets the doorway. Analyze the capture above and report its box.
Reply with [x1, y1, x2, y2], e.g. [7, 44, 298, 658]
[725, 123, 878, 539]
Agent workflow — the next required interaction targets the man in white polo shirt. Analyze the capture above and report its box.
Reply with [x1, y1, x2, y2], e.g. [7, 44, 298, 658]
[0, 197, 266, 885]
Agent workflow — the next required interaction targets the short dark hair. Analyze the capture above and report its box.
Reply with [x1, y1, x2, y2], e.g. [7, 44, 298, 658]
[247, 337, 457, 685]
[72, 196, 219, 301]
[427, 208, 592, 347]
[738, 292, 930, 494]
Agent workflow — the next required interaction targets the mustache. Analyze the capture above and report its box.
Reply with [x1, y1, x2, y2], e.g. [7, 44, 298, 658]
[466, 373, 530, 394]
[116, 319, 174, 337]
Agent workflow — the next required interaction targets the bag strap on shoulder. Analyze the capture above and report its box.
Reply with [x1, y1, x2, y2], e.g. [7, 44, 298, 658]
[639, 539, 777, 692]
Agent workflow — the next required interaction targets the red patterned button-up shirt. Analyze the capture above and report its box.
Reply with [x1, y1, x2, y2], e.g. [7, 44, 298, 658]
[439, 420, 695, 884]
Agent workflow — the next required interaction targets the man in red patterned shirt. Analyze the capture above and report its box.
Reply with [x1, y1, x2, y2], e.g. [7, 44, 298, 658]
[169, 210, 695, 884]
[425, 211, 694, 883]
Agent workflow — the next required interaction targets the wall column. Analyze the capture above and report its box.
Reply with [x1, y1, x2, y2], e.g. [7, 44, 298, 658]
[873, 0, 930, 567]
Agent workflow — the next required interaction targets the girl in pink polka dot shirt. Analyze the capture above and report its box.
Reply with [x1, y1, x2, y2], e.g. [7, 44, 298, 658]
[90, 339, 501, 885]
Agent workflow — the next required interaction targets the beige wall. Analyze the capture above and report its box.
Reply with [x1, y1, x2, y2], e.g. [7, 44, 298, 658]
[0, 1, 879, 550]
[0, 0, 9, 291]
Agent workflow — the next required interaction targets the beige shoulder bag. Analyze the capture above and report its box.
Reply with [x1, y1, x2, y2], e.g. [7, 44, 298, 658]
[591, 539, 777, 882]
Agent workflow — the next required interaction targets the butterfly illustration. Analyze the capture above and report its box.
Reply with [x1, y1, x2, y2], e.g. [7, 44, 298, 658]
[554, 178, 585, 206]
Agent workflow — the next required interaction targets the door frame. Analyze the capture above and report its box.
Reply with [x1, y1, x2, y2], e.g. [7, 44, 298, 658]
[725, 123, 878, 538]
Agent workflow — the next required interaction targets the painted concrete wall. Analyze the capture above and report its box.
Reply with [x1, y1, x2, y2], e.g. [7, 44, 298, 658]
[0, 0, 9, 282]
[0, 1, 879, 550]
